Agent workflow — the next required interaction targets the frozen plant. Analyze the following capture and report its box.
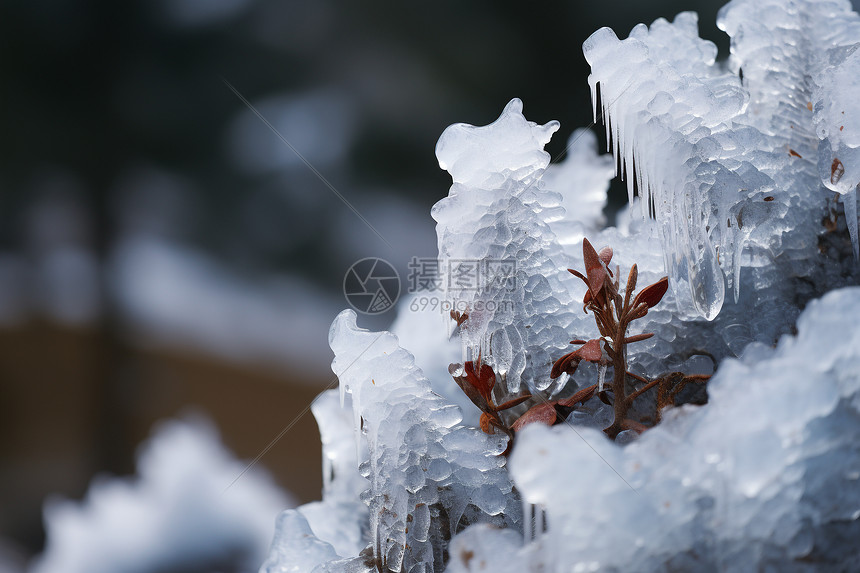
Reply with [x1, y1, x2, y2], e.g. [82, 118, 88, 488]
[262, 0, 860, 570]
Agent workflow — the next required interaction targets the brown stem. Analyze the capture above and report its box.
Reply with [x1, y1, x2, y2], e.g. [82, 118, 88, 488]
[606, 320, 629, 439]
[625, 370, 649, 384]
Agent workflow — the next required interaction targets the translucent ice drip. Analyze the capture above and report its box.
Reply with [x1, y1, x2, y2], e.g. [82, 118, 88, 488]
[433, 98, 578, 392]
[585, 3, 860, 319]
[814, 47, 860, 257]
[584, 13, 747, 319]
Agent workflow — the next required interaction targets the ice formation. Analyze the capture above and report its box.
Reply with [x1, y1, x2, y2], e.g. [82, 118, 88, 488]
[263, 1, 860, 571]
[447, 285, 860, 571]
[542, 128, 614, 244]
[32, 417, 291, 573]
[432, 99, 578, 393]
[585, 3, 860, 319]
[262, 311, 517, 572]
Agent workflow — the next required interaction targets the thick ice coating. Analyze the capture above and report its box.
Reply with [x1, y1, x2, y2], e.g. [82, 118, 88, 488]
[262, 311, 518, 572]
[585, 2, 860, 316]
[432, 98, 577, 393]
[469, 285, 860, 571]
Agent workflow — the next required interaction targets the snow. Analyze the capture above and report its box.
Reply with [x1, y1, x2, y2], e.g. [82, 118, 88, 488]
[32, 416, 292, 573]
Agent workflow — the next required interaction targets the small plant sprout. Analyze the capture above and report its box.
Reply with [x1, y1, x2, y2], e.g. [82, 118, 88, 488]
[449, 238, 710, 447]
[553, 238, 709, 439]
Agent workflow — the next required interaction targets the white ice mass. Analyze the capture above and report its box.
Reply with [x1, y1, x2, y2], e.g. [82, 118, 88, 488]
[261, 0, 860, 571]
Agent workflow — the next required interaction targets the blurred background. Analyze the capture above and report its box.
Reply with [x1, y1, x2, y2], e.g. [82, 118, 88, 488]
[0, 0, 743, 569]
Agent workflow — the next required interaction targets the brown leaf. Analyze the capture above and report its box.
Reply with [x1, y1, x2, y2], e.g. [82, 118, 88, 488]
[598, 246, 613, 267]
[479, 412, 495, 434]
[576, 338, 603, 362]
[496, 394, 532, 411]
[550, 351, 580, 379]
[624, 264, 638, 308]
[624, 332, 654, 344]
[632, 276, 669, 310]
[450, 310, 469, 327]
[511, 402, 558, 432]
[568, 268, 588, 285]
[831, 158, 845, 184]
[583, 288, 593, 307]
[450, 362, 494, 411]
[582, 238, 608, 301]
[463, 361, 496, 403]
[550, 339, 605, 379]
[557, 384, 597, 408]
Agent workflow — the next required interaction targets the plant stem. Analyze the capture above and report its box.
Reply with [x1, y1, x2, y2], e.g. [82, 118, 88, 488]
[607, 321, 628, 439]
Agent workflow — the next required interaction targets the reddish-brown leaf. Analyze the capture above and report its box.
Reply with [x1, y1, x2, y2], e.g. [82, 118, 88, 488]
[450, 363, 492, 411]
[550, 351, 580, 379]
[496, 394, 532, 411]
[582, 238, 608, 298]
[583, 288, 593, 307]
[479, 412, 495, 434]
[632, 276, 669, 309]
[577, 338, 603, 362]
[463, 361, 496, 403]
[557, 384, 597, 408]
[624, 264, 638, 308]
[511, 402, 558, 432]
[832, 158, 845, 185]
[450, 310, 469, 327]
[568, 268, 588, 285]
[624, 332, 654, 344]
[598, 246, 613, 267]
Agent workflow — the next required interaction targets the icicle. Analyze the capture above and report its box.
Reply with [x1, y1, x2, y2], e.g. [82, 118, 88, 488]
[732, 232, 743, 304]
[597, 364, 608, 392]
[846, 185, 859, 260]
